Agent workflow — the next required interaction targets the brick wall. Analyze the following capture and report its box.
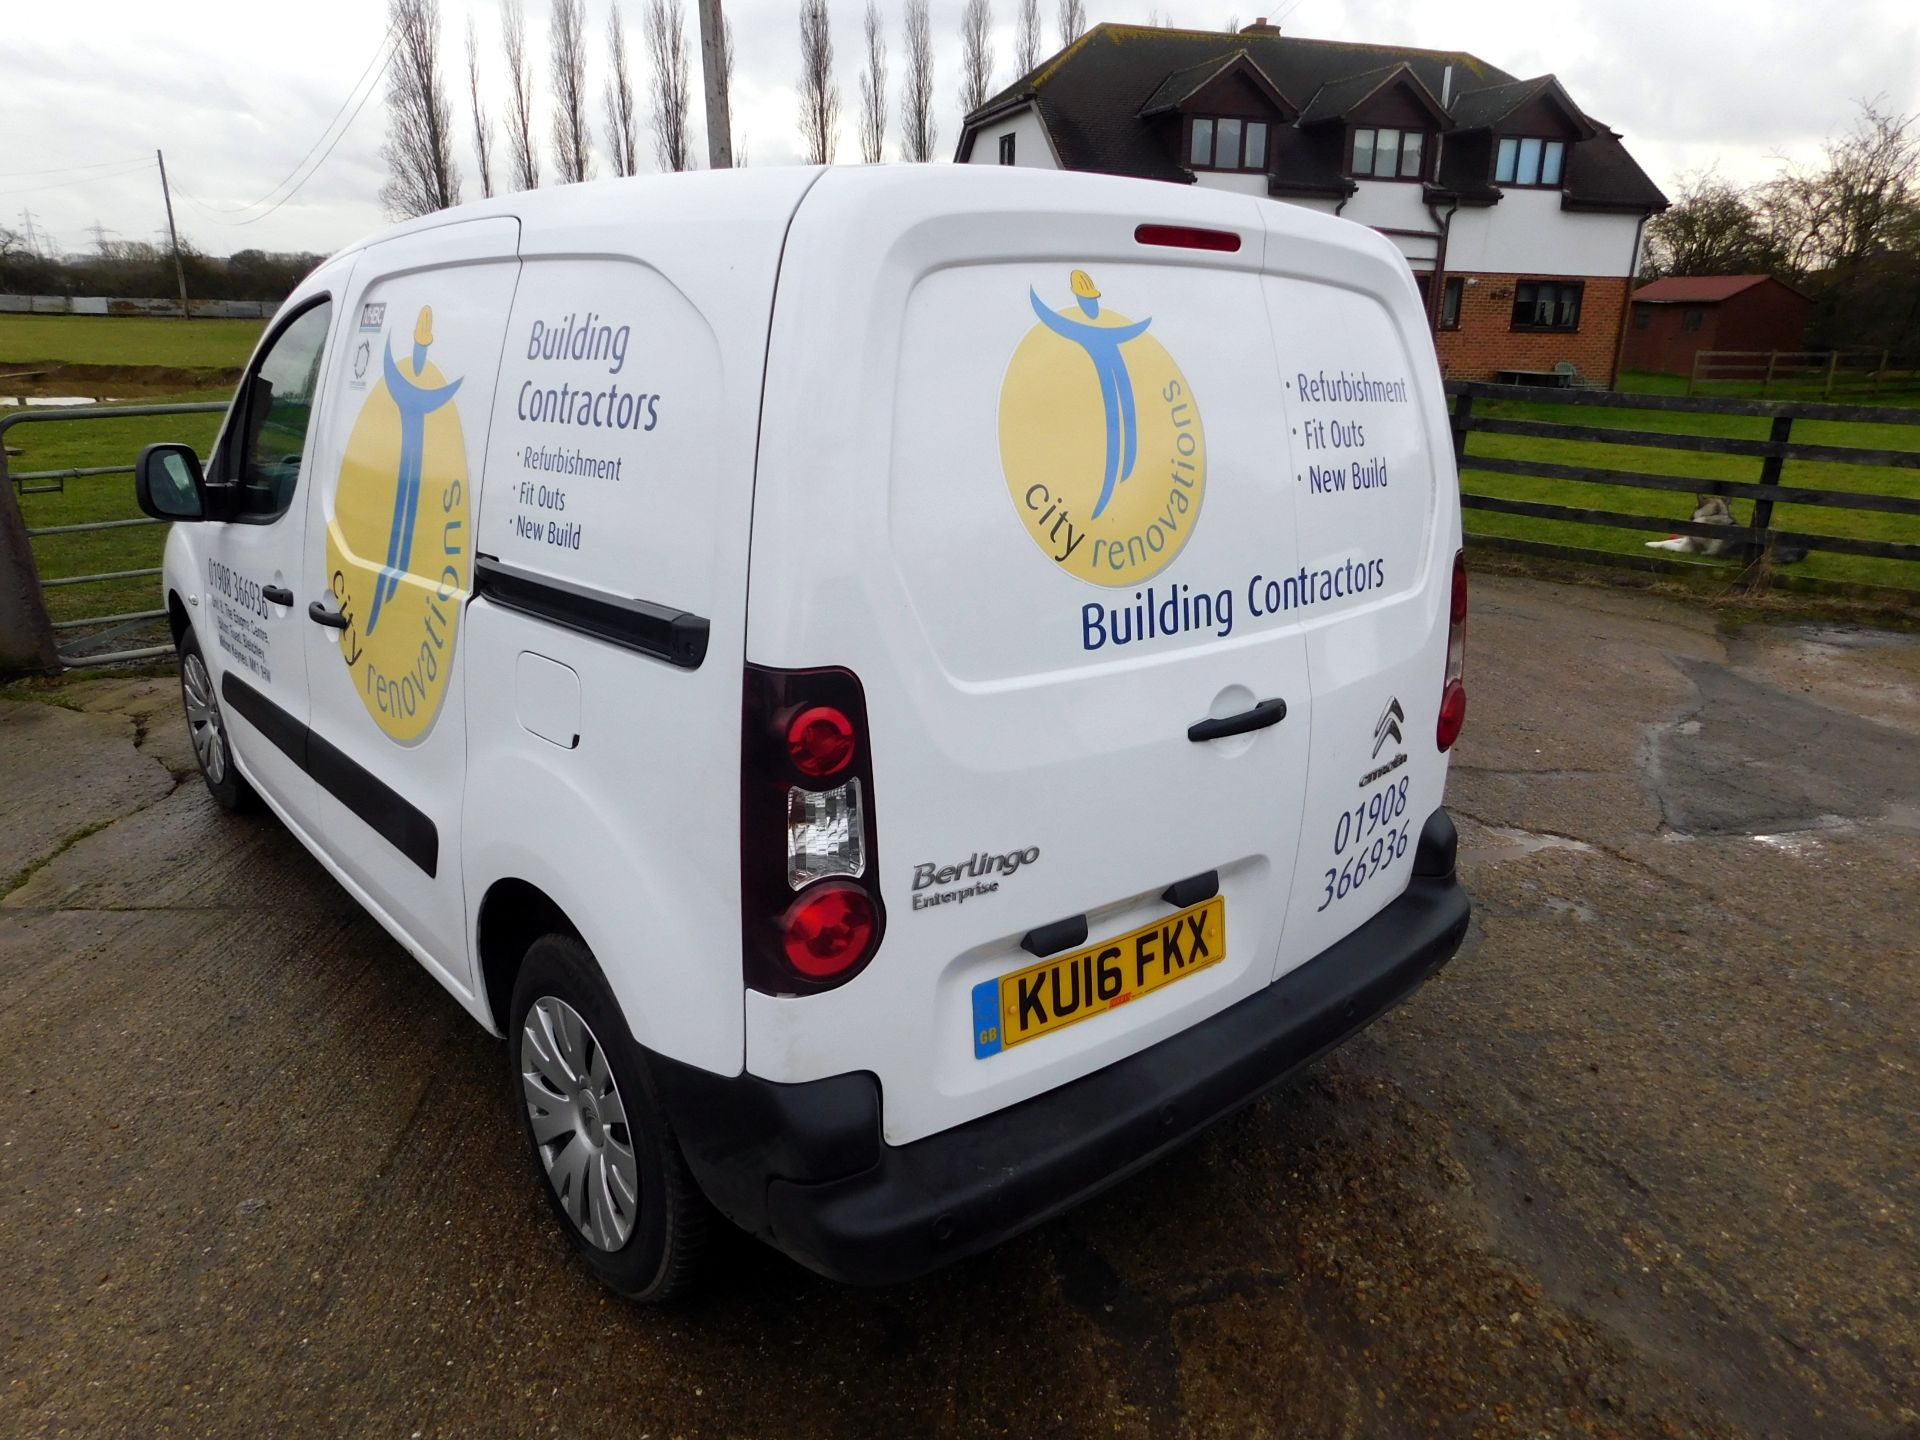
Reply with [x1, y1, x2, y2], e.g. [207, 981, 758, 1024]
[1433, 272, 1630, 388]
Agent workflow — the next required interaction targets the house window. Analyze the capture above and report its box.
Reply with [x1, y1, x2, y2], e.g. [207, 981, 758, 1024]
[1188, 115, 1268, 171]
[1494, 137, 1567, 187]
[1350, 126, 1427, 181]
[1682, 307, 1704, 332]
[1441, 276, 1464, 330]
[1511, 280, 1583, 331]
[1633, 306, 1652, 329]
[998, 132, 1016, 165]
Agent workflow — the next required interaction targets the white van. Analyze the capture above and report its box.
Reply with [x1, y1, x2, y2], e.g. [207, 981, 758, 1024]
[137, 166, 1470, 1298]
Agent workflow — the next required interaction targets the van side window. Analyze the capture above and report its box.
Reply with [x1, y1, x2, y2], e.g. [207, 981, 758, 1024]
[235, 301, 332, 521]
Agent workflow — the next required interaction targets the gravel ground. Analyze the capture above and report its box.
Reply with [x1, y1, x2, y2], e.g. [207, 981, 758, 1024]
[1, 574, 1915, 1439]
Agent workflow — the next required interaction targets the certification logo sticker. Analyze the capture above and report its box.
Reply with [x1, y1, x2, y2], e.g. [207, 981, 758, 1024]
[999, 270, 1205, 587]
[326, 304, 469, 744]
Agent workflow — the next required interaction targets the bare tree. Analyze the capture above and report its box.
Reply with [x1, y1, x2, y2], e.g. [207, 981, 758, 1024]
[1755, 101, 1920, 275]
[380, 0, 462, 219]
[724, 14, 746, 165]
[959, 0, 994, 116]
[1225, 14, 1240, 30]
[646, 0, 693, 171]
[859, 1, 888, 163]
[1056, 0, 1085, 45]
[502, 0, 539, 189]
[550, 0, 592, 183]
[797, 0, 840, 166]
[604, 3, 642, 177]
[1015, 0, 1041, 74]
[1643, 170, 1781, 278]
[464, 14, 494, 199]
[901, 0, 936, 162]
[1145, 7, 1165, 27]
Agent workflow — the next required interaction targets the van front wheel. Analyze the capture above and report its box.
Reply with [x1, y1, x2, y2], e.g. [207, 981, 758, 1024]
[178, 628, 258, 812]
[509, 934, 708, 1301]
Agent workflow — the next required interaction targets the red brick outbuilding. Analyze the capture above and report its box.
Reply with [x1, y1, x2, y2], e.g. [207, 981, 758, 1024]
[1624, 274, 1810, 378]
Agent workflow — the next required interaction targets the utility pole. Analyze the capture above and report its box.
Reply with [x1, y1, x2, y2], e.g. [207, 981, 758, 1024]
[155, 149, 191, 320]
[695, 0, 733, 169]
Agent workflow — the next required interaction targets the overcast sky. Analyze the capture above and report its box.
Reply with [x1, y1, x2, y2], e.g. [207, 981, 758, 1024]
[4, 0, 1918, 259]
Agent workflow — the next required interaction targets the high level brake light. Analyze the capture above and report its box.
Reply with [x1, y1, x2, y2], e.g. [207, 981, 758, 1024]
[1134, 223, 1243, 253]
[1437, 550, 1467, 751]
[743, 665, 886, 993]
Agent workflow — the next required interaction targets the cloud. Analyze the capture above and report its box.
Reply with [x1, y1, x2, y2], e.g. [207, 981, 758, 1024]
[4, 0, 1917, 257]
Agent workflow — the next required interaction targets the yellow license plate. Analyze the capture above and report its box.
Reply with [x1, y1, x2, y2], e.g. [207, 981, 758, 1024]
[971, 896, 1226, 1058]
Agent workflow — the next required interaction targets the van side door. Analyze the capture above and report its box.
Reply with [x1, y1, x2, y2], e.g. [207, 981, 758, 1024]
[298, 219, 521, 997]
[192, 286, 344, 828]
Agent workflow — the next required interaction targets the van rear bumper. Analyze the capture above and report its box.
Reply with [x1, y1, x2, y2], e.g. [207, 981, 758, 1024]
[652, 808, 1470, 1287]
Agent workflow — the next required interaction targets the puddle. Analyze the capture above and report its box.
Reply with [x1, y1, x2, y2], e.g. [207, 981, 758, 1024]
[0, 396, 118, 408]
[1469, 825, 1594, 864]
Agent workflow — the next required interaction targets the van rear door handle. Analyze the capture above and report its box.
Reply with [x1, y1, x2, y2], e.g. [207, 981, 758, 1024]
[307, 600, 350, 630]
[262, 584, 293, 607]
[1188, 697, 1287, 742]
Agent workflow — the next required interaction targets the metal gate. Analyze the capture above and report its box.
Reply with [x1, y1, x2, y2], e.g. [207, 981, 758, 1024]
[0, 401, 225, 671]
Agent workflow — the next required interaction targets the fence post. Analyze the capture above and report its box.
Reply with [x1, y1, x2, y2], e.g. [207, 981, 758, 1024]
[1450, 388, 1474, 471]
[1824, 350, 1840, 398]
[0, 432, 63, 677]
[1874, 349, 1889, 395]
[1688, 350, 1700, 397]
[1762, 350, 1779, 397]
[1747, 413, 1792, 573]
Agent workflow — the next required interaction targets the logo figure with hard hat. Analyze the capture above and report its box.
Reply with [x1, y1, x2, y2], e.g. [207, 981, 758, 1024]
[368, 306, 462, 635]
[1026, 270, 1152, 519]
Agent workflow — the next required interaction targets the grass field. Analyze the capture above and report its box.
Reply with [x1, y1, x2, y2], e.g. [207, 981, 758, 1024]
[1457, 380, 1920, 598]
[0, 313, 264, 373]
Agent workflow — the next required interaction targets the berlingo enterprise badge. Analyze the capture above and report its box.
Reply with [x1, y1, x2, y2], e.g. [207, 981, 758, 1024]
[326, 304, 470, 743]
[999, 270, 1205, 587]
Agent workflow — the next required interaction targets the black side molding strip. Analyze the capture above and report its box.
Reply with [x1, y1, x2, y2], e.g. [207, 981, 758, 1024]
[472, 555, 709, 669]
[220, 672, 440, 878]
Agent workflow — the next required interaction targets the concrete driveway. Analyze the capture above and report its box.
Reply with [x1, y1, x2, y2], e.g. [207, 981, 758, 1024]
[2, 574, 1916, 1439]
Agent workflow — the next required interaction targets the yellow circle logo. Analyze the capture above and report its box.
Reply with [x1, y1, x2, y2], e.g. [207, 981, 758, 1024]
[326, 305, 470, 744]
[999, 271, 1205, 587]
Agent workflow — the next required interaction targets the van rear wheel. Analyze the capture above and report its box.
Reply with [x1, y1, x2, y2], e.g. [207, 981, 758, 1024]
[509, 933, 708, 1301]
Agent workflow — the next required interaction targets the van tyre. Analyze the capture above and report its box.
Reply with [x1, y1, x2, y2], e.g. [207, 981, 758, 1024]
[509, 933, 709, 1301]
[177, 627, 259, 813]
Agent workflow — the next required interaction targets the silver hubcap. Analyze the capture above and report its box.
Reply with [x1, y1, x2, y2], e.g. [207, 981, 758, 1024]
[520, 996, 640, 1251]
[181, 653, 227, 785]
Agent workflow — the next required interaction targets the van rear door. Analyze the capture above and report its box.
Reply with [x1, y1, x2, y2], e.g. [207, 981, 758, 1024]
[746, 169, 1326, 1145]
[1254, 206, 1463, 981]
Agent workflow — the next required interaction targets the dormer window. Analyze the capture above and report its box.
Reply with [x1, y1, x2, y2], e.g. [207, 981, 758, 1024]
[1495, 137, 1567, 187]
[1188, 116, 1269, 171]
[1350, 126, 1427, 181]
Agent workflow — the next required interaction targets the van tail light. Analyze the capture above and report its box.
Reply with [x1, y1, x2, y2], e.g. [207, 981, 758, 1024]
[743, 664, 886, 993]
[1437, 549, 1467, 751]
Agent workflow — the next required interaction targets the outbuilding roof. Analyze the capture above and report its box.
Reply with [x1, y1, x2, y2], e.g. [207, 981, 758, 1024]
[1633, 275, 1802, 304]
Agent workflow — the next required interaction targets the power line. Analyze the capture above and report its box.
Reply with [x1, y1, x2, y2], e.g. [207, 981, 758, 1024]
[0, 154, 152, 179]
[185, 24, 397, 217]
[173, 35, 394, 229]
[0, 159, 155, 202]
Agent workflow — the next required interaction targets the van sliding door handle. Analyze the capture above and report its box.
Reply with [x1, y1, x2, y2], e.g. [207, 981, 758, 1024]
[307, 600, 350, 630]
[261, 584, 293, 607]
[1188, 697, 1287, 742]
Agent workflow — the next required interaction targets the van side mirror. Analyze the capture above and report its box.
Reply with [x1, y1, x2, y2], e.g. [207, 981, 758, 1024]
[135, 443, 208, 521]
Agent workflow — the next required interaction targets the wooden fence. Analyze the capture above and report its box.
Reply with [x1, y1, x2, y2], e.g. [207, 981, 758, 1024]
[1686, 348, 1919, 398]
[1447, 381, 1920, 599]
